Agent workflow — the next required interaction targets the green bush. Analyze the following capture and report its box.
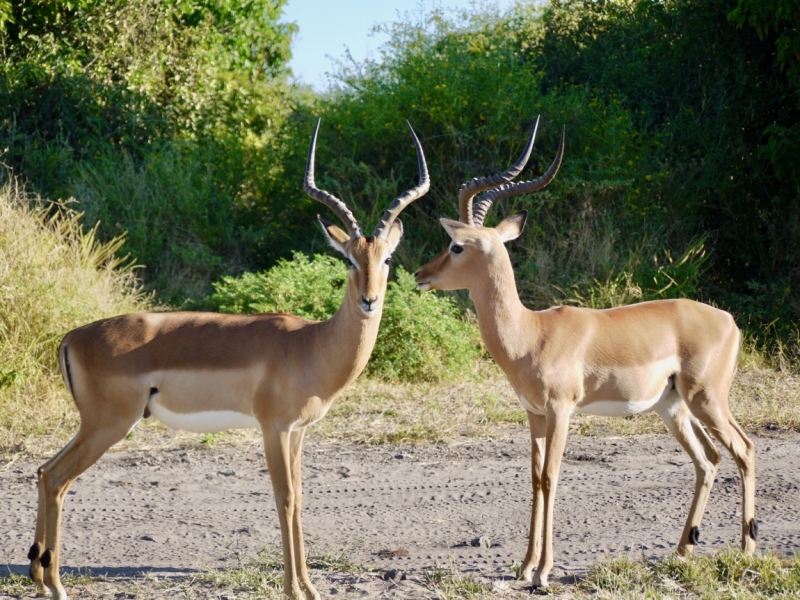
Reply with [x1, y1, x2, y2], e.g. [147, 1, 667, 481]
[205, 253, 483, 382]
[206, 252, 346, 320]
[371, 269, 482, 382]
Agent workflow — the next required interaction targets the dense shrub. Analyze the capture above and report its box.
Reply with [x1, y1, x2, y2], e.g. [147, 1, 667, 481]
[242, 0, 796, 353]
[0, 0, 295, 302]
[532, 0, 800, 341]
[205, 253, 483, 381]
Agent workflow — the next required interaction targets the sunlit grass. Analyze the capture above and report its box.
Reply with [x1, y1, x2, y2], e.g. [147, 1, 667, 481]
[0, 177, 151, 456]
[581, 548, 800, 599]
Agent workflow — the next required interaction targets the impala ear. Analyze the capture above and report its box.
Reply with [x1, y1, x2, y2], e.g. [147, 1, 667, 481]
[385, 219, 403, 254]
[495, 211, 528, 243]
[318, 215, 350, 255]
[440, 218, 470, 240]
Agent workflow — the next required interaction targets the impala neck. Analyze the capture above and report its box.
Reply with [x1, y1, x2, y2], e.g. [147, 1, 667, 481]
[468, 250, 535, 363]
[317, 287, 383, 390]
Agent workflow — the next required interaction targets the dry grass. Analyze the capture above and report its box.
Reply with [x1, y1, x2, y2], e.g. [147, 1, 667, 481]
[0, 177, 151, 454]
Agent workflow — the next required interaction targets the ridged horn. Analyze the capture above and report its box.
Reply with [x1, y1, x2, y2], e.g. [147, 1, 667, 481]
[373, 121, 430, 239]
[304, 119, 363, 239]
[457, 116, 540, 225]
[472, 125, 565, 227]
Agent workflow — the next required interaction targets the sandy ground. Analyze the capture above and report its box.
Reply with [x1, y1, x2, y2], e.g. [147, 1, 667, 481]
[2, 430, 799, 597]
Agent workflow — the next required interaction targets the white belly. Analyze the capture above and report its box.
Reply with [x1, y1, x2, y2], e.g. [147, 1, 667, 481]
[575, 388, 666, 417]
[149, 399, 260, 433]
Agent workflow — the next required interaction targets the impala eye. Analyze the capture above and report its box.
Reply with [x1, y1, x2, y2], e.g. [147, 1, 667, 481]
[451, 244, 464, 254]
[345, 258, 354, 269]
[384, 256, 392, 265]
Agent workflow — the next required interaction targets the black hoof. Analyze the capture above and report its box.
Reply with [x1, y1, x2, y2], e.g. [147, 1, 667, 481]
[28, 542, 42, 561]
[749, 519, 759, 541]
[40, 548, 53, 568]
[689, 526, 700, 545]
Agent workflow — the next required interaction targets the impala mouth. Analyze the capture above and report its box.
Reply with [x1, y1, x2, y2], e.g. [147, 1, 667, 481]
[416, 281, 431, 291]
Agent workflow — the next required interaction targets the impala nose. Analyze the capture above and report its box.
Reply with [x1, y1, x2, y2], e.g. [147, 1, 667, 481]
[362, 296, 378, 311]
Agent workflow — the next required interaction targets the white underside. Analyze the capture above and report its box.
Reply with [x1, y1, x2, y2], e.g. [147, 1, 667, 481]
[574, 392, 665, 417]
[518, 381, 674, 418]
[149, 398, 261, 433]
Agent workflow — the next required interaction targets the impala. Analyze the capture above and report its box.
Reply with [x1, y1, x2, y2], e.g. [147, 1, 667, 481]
[28, 120, 430, 600]
[415, 117, 756, 587]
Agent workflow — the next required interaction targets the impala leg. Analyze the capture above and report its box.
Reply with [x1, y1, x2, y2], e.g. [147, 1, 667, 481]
[264, 428, 304, 600]
[687, 396, 757, 554]
[533, 405, 571, 588]
[288, 428, 319, 600]
[520, 411, 546, 582]
[38, 422, 132, 600]
[29, 437, 78, 595]
[654, 393, 721, 556]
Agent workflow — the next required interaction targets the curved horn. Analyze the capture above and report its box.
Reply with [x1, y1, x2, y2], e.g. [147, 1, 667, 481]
[472, 125, 565, 227]
[304, 119, 363, 239]
[458, 115, 540, 225]
[373, 121, 430, 239]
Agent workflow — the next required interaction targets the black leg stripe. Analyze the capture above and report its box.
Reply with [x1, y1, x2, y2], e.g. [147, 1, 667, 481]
[749, 519, 759, 541]
[689, 526, 700, 545]
[40, 549, 53, 568]
[28, 542, 41, 561]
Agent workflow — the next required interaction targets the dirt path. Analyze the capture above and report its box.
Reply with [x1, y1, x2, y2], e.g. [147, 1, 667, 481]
[2, 431, 799, 597]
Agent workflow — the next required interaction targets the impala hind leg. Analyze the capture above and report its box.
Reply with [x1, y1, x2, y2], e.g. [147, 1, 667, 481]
[288, 428, 319, 600]
[29, 437, 79, 595]
[687, 395, 757, 554]
[654, 392, 721, 556]
[263, 428, 304, 600]
[35, 421, 133, 600]
[519, 412, 546, 583]
[532, 405, 571, 588]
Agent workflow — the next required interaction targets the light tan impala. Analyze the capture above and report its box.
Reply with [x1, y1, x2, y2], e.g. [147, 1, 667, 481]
[28, 119, 430, 600]
[415, 116, 756, 587]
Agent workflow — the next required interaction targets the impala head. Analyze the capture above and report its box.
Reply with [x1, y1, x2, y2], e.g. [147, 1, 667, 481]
[415, 116, 565, 293]
[305, 119, 430, 317]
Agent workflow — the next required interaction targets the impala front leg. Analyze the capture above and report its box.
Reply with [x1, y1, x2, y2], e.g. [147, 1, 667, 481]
[264, 428, 304, 600]
[533, 404, 571, 588]
[520, 411, 546, 582]
[288, 428, 320, 600]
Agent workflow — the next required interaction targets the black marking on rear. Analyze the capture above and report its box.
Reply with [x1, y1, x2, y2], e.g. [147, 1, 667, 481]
[749, 519, 759, 541]
[689, 526, 700, 545]
[40, 548, 53, 568]
[28, 542, 41, 561]
[63, 346, 75, 400]
[144, 387, 158, 418]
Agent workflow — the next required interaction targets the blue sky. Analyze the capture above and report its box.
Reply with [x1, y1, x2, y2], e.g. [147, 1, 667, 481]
[281, 0, 516, 90]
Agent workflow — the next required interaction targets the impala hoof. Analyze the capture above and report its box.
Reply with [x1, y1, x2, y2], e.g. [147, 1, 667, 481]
[532, 572, 549, 588]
